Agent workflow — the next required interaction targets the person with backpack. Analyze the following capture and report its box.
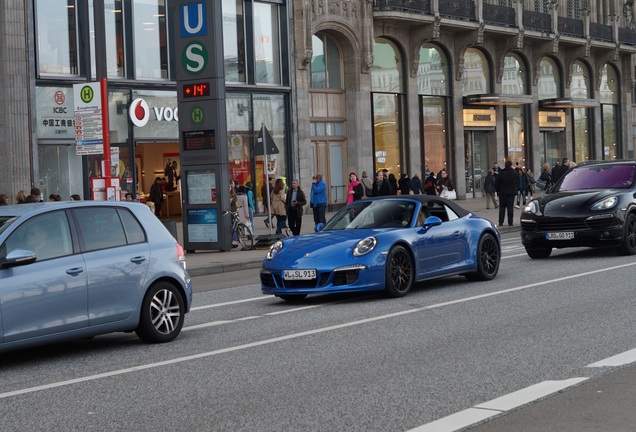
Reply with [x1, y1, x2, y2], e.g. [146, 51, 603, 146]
[360, 171, 374, 197]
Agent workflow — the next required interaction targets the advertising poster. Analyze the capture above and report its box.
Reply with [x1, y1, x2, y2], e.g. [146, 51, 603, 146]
[187, 208, 218, 243]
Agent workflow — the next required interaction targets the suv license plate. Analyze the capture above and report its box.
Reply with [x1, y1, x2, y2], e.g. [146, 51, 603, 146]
[284, 269, 316, 280]
[546, 232, 574, 240]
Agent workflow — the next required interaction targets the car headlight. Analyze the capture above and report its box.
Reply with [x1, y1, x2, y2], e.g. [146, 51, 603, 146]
[523, 201, 539, 214]
[591, 196, 618, 211]
[353, 237, 377, 257]
[266, 241, 283, 260]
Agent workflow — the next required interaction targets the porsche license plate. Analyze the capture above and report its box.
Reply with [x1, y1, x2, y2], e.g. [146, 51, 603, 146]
[284, 269, 316, 280]
[546, 232, 574, 240]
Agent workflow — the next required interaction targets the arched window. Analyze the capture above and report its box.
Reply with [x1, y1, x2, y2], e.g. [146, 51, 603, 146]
[600, 64, 621, 160]
[417, 44, 448, 96]
[571, 60, 592, 162]
[461, 48, 490, 95]
[502, 53, 527, 95]
[309, 34, 342, 89]
[538, 57, 560, 99]
[371, 38, 406, 176]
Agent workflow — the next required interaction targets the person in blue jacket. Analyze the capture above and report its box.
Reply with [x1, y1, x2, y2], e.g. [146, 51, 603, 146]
[310, 173, 327, 227]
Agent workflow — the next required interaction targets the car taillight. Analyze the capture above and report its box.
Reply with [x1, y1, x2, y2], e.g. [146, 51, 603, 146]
[176, 243, 186, 269]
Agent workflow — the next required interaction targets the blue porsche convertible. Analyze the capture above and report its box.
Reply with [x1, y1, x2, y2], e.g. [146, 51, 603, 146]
[260, 196, 500, 301]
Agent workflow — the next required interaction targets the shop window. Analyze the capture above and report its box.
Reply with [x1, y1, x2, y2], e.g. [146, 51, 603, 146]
[461, 48, 490, 96]
[502, 54, 527, 95]
[310, 34, 342, 89]
[133, 0, 168, 80]
[538, 57, 561, 100]
[253, 2, 281, 85]
[223, 0, 246, 83]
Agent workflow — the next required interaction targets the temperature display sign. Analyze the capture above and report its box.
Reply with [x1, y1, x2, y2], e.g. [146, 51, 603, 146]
[183, 82, 210, 98]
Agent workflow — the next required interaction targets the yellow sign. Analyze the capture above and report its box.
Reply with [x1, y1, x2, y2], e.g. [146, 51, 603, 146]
[538, 111, 565, 128]
[463, 109, 496, 127]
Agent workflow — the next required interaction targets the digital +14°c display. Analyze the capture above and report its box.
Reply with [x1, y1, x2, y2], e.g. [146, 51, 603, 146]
[182, 83, 210, 98]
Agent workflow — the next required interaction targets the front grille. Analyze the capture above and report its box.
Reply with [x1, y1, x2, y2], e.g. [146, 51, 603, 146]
[585, 218, 614, 230]
[261, 272, 275, 288]
[536, 219, 586, 231]
[332, 270, 360, 286]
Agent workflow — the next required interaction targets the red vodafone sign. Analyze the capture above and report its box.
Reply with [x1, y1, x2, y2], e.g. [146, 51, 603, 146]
[129, 98, 179, 127]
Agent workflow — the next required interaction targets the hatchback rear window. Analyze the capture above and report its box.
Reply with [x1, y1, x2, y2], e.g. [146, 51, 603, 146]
[74, 207, 128, 251]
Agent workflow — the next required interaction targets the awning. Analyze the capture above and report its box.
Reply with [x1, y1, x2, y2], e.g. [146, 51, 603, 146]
[463, 94, 533, 106]
[539, 98, 600, 109]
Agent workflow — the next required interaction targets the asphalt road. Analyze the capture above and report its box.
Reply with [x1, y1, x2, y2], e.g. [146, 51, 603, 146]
[2, 234, 636, 431]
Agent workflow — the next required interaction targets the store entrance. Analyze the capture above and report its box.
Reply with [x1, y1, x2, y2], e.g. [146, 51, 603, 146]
[135, 141, 181, 219]
[464, 131, 490, 198]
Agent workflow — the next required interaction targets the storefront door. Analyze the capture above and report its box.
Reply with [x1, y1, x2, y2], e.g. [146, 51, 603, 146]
[464, 131, 489, 198]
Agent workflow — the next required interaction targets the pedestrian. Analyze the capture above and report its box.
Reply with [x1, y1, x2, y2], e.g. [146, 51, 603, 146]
[0, 193, 9, 205]
[310, 173, 327, 227]
[261, 176, 274, 218]
[346, 172, 364, 204]
[436, 169, 454, 196]
[270, 178, 287, 235]
[30, 187, 43, 202]
[48, 193, 62, 201]
[148, 176, 164, 217]
[525, 168, 535, 198]
[15, 190, 27, 204]
[484, 169, 498, 209]
[286, 179, 307, 236]
[244, 181, 256, 229]
[410, 173, 423, 195]
[166, 161, 180, 191]
[423, 171, 437, 195]
[552, 157, 570, 184]
[388, 173, 398, 195]
[70, 194, 81, 201]
[360, 171, 374, 197]
[551, 160, 560, 181]
[236, 186, 251, 229]
[125, 193, 134, 201]
[536, 163, 552, 191]
[494, 161, 517, 227]
[515, 167, 530, 208]
[492, 162, 501, 175]
[398, 173, 411, 195]
[371, 170, 391, 196]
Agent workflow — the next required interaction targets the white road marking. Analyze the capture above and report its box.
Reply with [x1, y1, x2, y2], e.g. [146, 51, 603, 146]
[587, 347, 636, 367]
[408, 378, 589, 432]
[190, 296, 268, 311]
[2, 261, 635, 403]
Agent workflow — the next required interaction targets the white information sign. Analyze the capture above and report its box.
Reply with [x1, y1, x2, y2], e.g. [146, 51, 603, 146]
[73, 82, 104, 155]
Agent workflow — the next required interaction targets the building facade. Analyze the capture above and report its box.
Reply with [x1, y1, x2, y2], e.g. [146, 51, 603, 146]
[1, 0, 636, 206]
[292, 0, 636, 203]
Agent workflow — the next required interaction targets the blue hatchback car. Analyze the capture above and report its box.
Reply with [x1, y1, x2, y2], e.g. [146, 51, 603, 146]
[0, 201, 192, 352]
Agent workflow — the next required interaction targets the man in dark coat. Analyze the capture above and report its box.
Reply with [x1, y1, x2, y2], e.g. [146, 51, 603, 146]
[148, 176, 164, 217]
[552, 158, 570, 184]
[371, 170, 391, 196]
[494, 161, 517, 227]
[285, 179, 307, 236]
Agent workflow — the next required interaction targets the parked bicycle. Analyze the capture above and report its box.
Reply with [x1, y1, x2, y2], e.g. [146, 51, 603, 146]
[223, 207, 255, 250]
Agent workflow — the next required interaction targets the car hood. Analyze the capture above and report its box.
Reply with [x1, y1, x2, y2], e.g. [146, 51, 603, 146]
[535, 190, 618, 214]
[273, 229, 391, 262]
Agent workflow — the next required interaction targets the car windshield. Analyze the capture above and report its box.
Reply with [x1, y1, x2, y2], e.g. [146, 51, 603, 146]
[0, 216, 17, 236]
[322, 200, 417, 231]
[558, 164, 636, 191]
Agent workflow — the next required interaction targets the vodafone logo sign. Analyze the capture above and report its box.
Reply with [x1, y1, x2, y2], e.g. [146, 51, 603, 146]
[130, 98, 150, 127]
[129, 98, 179, 127]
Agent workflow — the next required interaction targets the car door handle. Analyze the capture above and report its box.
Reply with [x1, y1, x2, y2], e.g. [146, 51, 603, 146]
[65, 267, 84, 276]
[130, 256, 147, 264]
[453, 231, 461, 238]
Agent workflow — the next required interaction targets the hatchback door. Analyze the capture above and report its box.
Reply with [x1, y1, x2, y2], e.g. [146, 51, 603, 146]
[0, 211, 88, 342]
[72, 207, 150, 326]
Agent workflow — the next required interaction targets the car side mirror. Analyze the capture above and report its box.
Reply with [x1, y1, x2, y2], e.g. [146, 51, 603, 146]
[420, 216, 443, 232]
[0, 249, 37, 268]
[314, 223, 324, 232]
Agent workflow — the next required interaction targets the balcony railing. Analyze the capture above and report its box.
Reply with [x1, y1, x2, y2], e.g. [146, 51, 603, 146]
[374, 0, 431, 14]
[619, 27, 636, 45]
[483, 3, 515, 27]
[557, 17, 584, 37]
[439, 0, 476, 21]
[589, 22, 613, 42]
[522, 10, 551, 32]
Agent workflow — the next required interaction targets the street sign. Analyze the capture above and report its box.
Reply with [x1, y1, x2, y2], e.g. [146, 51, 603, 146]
[73, 82, 103, 155]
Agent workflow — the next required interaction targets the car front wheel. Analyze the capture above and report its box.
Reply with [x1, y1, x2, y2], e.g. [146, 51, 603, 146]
[384, 245, 414, 298]
[525, 246, 552, 259]
[135, 282, 185, 343]
[617, 213, 636, 256]
[465, 233, 500, 281]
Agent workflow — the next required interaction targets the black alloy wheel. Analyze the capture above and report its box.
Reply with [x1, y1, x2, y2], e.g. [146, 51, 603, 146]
[465, 232, 500, 281]
[617, 212, 636, 255]
[384, 245, 414, 298]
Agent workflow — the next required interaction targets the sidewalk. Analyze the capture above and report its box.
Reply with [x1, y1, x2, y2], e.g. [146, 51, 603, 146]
[176, 196, 523, 277]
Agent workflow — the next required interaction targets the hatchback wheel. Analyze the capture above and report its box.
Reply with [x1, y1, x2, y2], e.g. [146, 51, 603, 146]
[384, 245, 414, 298]
[135, 282, 185, 343]
[465, 233, 500, 281]
[617, 213, 636, 255]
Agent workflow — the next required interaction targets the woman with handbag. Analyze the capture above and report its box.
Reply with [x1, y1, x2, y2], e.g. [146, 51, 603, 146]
[286, 179, 307, 236]
[536, 163, 552, 192]
[436, 169, 456, 199]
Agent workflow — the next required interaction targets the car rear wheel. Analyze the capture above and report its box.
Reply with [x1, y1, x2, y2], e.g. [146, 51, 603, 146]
[465, 233, 500, 281]
[135, 282, 185, 343]
[616, 213, 636, 255]
[384, 245, 414, 298]
[525, 246, 552, 259]
[277, 294, 308, 301]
